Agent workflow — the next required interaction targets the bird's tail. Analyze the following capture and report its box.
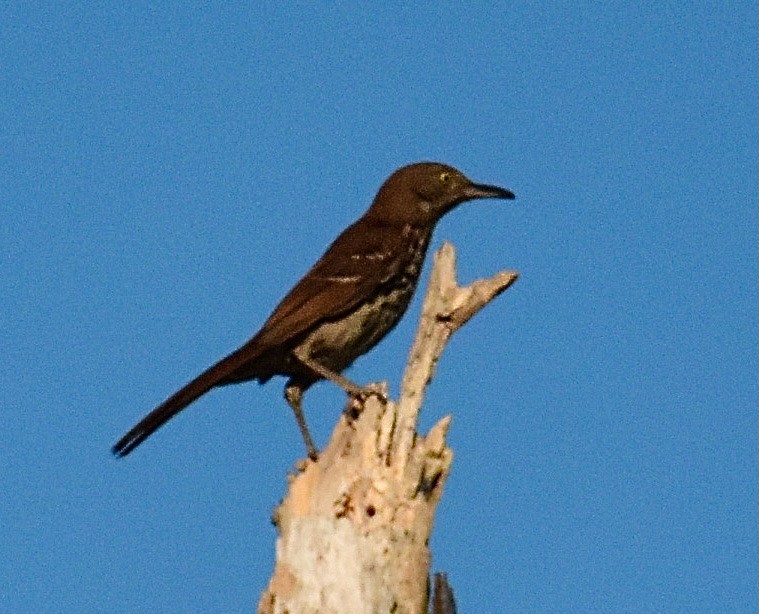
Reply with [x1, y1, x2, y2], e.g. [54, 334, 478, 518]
[112, 340, 264, 457]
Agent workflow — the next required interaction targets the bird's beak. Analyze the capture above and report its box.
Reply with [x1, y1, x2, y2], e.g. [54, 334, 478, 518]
[464, 182, 515, 201]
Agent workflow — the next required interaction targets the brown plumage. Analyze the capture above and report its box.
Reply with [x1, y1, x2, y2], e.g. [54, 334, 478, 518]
[112, 162, 514, 459]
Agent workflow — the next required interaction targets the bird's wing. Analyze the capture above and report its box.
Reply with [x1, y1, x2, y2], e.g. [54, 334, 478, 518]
[252, 218, 420, 350]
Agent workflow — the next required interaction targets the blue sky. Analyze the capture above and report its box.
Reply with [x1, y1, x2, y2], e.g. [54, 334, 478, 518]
[2, 3, 756, 612]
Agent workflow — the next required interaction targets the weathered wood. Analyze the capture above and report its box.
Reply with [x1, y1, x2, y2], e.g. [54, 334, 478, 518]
[258, 243, 518, 614]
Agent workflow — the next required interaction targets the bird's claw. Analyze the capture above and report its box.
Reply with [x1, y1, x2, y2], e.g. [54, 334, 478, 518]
[343, 383, 388, 418]
[356, 382, 388, 402]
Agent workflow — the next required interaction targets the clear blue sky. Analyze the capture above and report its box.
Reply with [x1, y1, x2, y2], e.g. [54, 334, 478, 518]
[2, 3, 756, 612]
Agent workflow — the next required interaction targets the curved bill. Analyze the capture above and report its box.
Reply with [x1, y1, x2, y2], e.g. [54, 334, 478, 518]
[464, 182, 515, 200]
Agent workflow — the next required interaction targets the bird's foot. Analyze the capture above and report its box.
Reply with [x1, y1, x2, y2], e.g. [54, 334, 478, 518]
[343, 382, 388, 419]
[294, 453, 317, 473]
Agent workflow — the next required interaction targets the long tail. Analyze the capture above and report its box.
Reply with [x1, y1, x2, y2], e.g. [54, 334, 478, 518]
[112, 341, 265, 457]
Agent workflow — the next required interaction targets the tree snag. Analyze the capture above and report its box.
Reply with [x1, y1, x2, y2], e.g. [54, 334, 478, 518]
[259, 242, 518, 614]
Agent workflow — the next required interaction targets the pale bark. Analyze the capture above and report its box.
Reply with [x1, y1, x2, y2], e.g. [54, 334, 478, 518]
[258, 242, 518, 614]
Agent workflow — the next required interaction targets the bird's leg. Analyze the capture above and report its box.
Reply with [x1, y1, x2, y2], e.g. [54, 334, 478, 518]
[291, 350, 388, 428]
[284, 383, 319, 461]
[291, 349, 365, 397]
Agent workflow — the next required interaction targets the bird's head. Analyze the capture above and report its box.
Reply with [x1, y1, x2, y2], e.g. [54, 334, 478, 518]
[366, 162, 514, 226]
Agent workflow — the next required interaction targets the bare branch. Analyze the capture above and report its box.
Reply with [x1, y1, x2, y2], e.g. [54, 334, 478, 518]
[392, 242, 518, 472]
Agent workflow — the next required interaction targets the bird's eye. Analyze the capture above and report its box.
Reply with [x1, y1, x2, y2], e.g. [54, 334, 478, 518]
[439, 172, 450, 183]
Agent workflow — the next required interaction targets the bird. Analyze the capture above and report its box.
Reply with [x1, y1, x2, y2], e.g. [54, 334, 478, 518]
[112, 162, 514, 460]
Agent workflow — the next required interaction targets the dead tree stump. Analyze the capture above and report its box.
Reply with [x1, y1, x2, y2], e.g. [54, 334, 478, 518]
[259, 242, 518, 614]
